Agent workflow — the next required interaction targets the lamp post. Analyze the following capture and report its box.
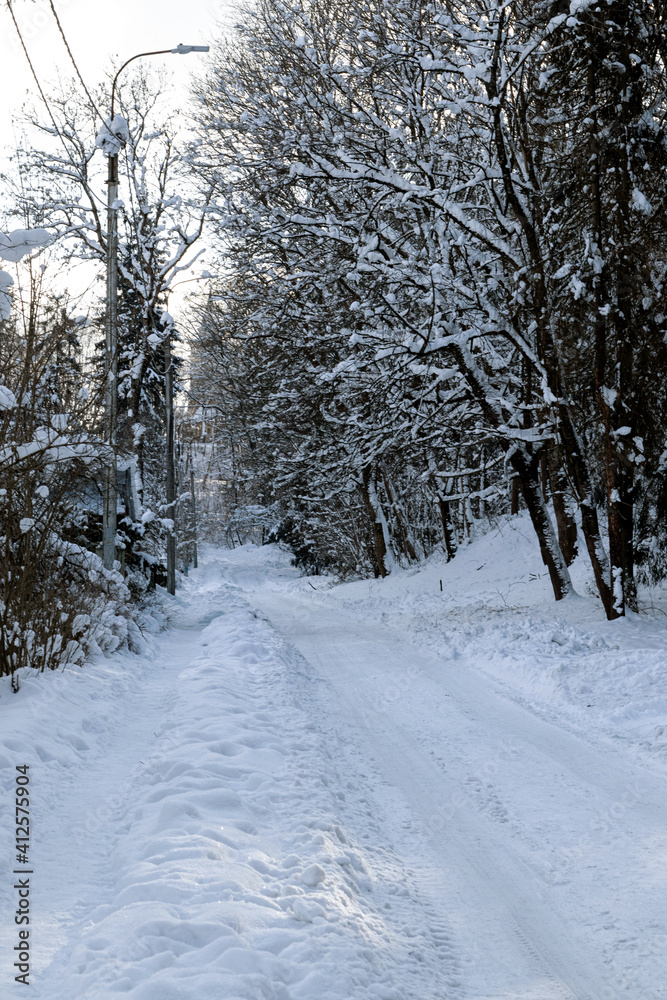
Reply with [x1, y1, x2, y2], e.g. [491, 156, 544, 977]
[164, 332, 176, 594]
[101, 44, 209, 571]
[102, 133, 119, 570]
[191, 468, 198, 569]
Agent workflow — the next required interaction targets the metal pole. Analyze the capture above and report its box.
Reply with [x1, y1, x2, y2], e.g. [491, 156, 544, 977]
[103, 44, 208, 580]
[165, 334, 176, 595]
[177, 441, 184, 571]
[191, 468, 198, 569]
[102, 151, 119, 570]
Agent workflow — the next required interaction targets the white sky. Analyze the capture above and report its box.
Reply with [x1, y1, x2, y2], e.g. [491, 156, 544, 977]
[0, 0, 227, 147]
[0, 0, 232, 313]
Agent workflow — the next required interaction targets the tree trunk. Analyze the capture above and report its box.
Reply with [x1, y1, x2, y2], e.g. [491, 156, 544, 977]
[360, 467, 388, 578]
[540, 452, 549, 501]
[586, 10, 639, 617]
[548, 449, 578, 567]
[382, 470, 418, 562]
[487, 10, 615, 614]
[511, 447, 573, 601]
[437, 495, 456, 562]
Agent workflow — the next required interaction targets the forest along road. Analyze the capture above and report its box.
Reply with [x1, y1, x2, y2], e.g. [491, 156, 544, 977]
[226, 566, 667, 1000]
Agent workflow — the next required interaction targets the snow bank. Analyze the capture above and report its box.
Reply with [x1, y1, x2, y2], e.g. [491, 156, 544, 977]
[0, 574, 420, 999]
[258, 515, 667, 765]
[2, 524, 666, 998]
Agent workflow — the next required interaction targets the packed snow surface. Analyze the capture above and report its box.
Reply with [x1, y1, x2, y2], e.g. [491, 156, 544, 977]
[1, 516, 667, 998]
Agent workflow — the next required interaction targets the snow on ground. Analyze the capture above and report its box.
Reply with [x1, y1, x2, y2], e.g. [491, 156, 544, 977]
[0, 577, 424, 999]
[1, 514, 667, 998]
[261, 515, 667, 764]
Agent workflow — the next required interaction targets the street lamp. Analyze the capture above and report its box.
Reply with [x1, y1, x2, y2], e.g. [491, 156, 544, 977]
[101, 44, 210, 574]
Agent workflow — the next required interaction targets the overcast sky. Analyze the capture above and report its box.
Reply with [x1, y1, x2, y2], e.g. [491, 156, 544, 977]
[0, 0, 229, 158]
[0, 0, 232, 308]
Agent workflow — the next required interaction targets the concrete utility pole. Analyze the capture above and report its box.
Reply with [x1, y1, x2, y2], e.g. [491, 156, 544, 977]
[191, 469, 198, 569]
[102, 148, 119, 569]
[101, 42, 209, 574]
[165, 335, 176, 595]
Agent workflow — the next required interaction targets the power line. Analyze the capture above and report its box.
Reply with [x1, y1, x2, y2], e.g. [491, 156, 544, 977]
[4, 0, 69, 149]
[4, 0, 104, 209]
[47, 0, 104, 124]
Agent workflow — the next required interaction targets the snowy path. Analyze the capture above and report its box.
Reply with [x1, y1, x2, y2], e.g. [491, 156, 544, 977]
[249, 589, 667, 1000]
[1, 562, 472, 999]
[1, 540, 666, 999]
[220, 543, 667, 1000]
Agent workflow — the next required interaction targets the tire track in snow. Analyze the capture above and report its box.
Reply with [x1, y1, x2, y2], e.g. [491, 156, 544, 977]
[248, 588, 662, 1000]
[3, 567, 474, 1000]
[270, 636, 465, 1000]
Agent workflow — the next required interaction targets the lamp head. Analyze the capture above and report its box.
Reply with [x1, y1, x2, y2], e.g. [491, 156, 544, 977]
[172, 44, 210, 54]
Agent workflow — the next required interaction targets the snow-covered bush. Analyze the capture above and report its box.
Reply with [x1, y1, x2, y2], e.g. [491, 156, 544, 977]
[0, 263, 153, 689]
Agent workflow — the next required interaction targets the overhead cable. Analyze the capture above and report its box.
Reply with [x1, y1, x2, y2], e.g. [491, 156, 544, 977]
[47, 0, 104, 124]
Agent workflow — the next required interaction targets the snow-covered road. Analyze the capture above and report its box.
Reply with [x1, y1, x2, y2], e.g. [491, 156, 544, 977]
[251, 589, 667, 1000]
[1, 531, 666, 998]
